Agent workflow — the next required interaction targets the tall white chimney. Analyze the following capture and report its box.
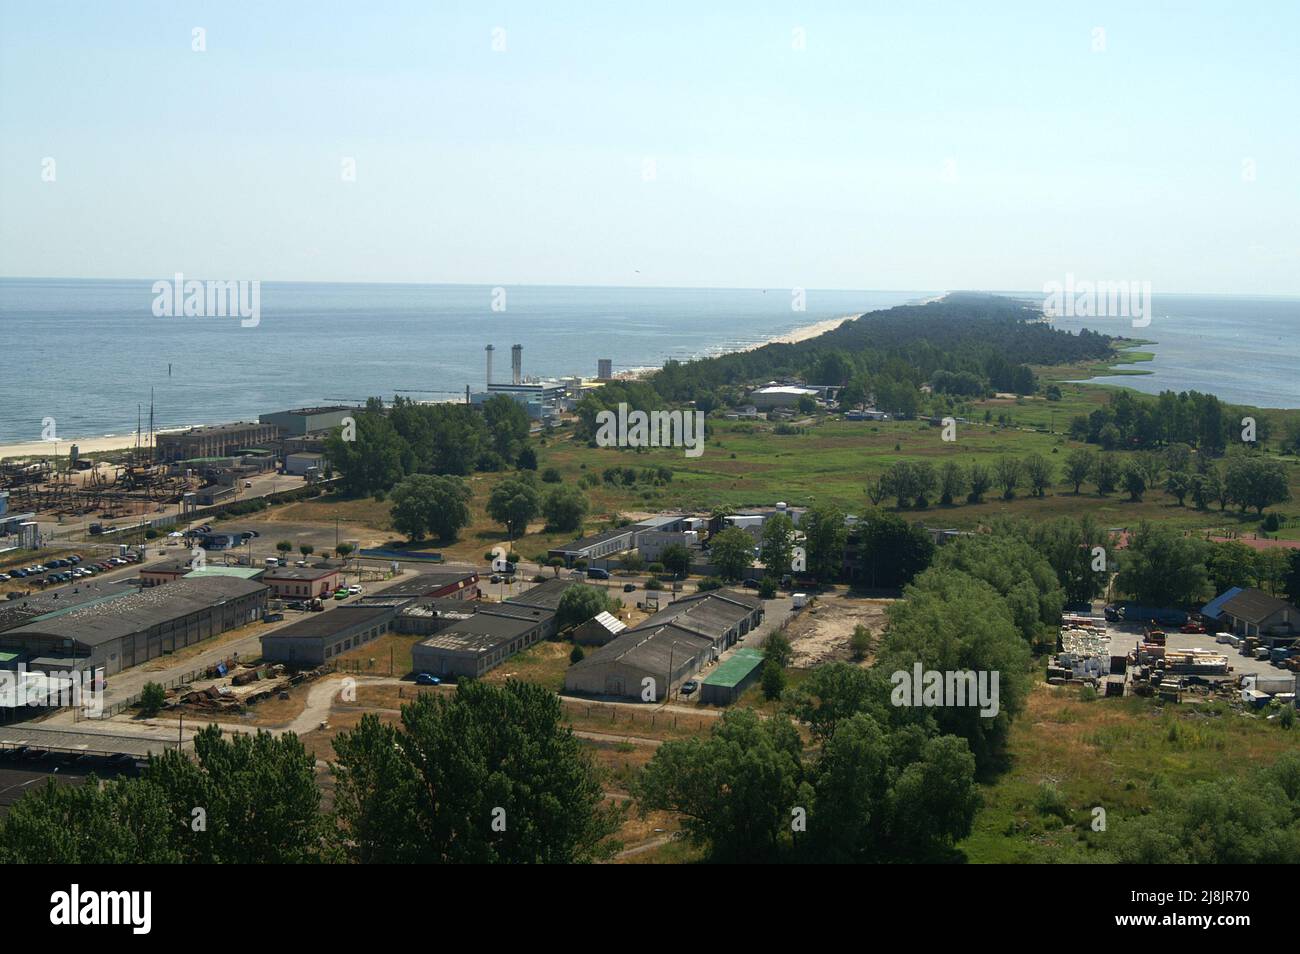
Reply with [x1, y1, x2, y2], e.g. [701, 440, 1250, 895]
[511, 344, 522, 385]
[485, 344, 495, 387]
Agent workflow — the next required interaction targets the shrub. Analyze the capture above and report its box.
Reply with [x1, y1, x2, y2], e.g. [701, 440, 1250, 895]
[138, 682, 166, 717]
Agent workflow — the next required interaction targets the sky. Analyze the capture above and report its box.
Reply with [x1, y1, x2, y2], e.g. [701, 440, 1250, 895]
[1, 1, 1298, 294]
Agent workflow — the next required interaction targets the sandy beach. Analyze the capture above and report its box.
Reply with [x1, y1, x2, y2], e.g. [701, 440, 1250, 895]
[742, 314, 858, 350]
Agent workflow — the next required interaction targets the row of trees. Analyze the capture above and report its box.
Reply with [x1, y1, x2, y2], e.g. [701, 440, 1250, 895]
[869, 448, 1292, 514]
[386, 471, 590, 544]
[0, 682, 619, 864]
[1068, 388, 1277, 457]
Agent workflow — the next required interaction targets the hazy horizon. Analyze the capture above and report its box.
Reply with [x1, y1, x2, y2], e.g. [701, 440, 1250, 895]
[3, 2, 1299, 295]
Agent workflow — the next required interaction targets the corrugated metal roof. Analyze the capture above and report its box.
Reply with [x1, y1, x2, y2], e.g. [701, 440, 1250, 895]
[703, 648, 764, 688]
[1201, 586, 1244, 620]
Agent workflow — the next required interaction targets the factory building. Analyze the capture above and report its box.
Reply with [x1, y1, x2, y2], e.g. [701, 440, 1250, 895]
[564, 590, 763, 700]
[470, 343, 566, 420]
[411, 603, 554, 679]
[259, 603, 400, 667]
[154, 422, 282, 463]
[259, 406, 356, 437]
[0, 576, 268, 677]
[356, 568, 480, 602]
[260, 565, 341, 600]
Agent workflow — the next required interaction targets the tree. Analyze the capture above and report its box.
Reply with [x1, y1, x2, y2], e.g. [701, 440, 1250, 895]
[516, 446, 538, 471]
[1064, 448, 1094, 494]
[390, 474, 472, 542]
[546, 556, 565, 577]
[802, 504, 848, 582]
[1285, 549, 1300, 606]
[1028, 516, 1109, 606]
[618, 551, 644, 574]
[332, 682, 618, 863]
[850, 623, 872, 661]
[1225, 454, 1292, 515]
[555, 584, 614, 631]
[139, 682, 166, 717]
[1090, 452, 1120, 495]
[323, 404, 406, 496]
[299, 543, 315, 558]
[485, 475, 541, 539]
[786, 662, 890, 743]
[335, 542, 355, 561]
[709, 527, 754, 581]
[931, 530, 1065, 648]
[763, 628, 793, 668]
[852, 511, 934, 590]
[1114, 521, 1210, 607]
[938, 461, 967, 506]
[146, 726, 333, 863]
[967, 462, 992, 503]
[761, 661, 786, 700]
[877, 569, 1032, 769]
[276, 540, 293, 555]
[541, 485, 588, 533]
[994, 456, 1022, 500]
[1121, 461, 1147, 501]
[634, 708, 801, 863]
[569, 644, 585, 664]
[481, 394, 531, 461]
[660, 543, 692, 578]
[1023, 453, 1054, 497]
[758, 514, 795, 578]
[1164, 470, 1192, 506]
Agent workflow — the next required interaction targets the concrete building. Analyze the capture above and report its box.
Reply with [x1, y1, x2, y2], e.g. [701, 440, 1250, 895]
[700, 647, 765, 705]
[140, 559, 196, 587]
[259, 406, 356, 437]
[506, 577, 580, 617]
[411, 604, 554, 679]
[564, 590, 763, 700]
[155, 422, 281, 463]
[548, 515, 692, 567]
[597, 358, 613, 380]
[259, 604, 400, 667]
[260, 565, 341, 600]
[0, 577, 268, 677]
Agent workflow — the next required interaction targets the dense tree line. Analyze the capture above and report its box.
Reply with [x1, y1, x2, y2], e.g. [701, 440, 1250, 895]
[649, 294, 1113, 412]
[0, 682, 618, 864]
[324, 394, 532, 497]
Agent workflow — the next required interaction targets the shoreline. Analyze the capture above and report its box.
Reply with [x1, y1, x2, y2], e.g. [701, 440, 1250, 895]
[0, 306, 891, 458]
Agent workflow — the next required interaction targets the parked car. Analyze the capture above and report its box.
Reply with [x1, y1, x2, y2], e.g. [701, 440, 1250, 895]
[587, 567, 610, 580]
[680, 680, 699, 695]
[1180, 621, 1206, 634]
[623, 583, 637, 593]
[285, 601, 306, 611]
[262, 612, 285, 623]
[334, 589, 349, 600]
[490, 574, 502, 584]
[347, 585, 363, 595]
[415, 673, 442, 686]
[0, 574, 9, 582]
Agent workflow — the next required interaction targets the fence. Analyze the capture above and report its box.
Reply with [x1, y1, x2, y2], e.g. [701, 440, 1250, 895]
[78, 658, 239, 720]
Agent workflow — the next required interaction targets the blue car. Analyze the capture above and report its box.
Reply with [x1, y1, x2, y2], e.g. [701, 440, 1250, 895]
[415, 673, 442, 686]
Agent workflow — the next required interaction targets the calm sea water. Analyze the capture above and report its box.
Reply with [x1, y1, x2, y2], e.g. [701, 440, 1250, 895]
[0, 279, 926, 444]
[1034, 293, 1300, 410]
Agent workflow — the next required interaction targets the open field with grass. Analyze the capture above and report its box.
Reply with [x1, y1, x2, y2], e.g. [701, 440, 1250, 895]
[960, 681, 1300, 863]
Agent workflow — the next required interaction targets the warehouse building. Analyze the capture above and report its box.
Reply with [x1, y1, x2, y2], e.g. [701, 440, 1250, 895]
[411, 603, 554, 679]
[700, 647, 765, 705]
[358, 568, 480, 602]
[1214, 588, 1299, 640]
[154, 422, 281, 463]
[564, 590, 763, 700]
[0, 576, 268, 677]
[572, 611, 626, 646]
[259, 603, 400, 667]
[284, 451, 326, 477]
[259, 405, 356, 437]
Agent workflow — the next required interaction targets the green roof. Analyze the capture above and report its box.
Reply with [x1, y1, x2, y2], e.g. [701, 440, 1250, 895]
[702, 648, 764, 688]
[184, 567, 265, 580]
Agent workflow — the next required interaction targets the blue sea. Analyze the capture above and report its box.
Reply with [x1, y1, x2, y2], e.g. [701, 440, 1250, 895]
[0, 279, 926, 444]
[1029, 293, 1300, 410]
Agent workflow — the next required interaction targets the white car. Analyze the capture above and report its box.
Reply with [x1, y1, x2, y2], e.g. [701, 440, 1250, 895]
[347, 585, 363, 595]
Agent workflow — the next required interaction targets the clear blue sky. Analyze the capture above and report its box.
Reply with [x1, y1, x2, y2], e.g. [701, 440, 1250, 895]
[2, 1, 1297, 293]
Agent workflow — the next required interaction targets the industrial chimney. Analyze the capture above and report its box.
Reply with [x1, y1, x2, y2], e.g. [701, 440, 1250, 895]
[485, 344, 495, 387]
[511, 344, 522, 385]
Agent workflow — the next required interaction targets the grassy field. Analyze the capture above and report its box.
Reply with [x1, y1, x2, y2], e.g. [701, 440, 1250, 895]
[959, 681, 1300, 863]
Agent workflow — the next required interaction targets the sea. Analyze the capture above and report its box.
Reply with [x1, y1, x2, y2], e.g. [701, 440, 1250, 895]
[1, 281, 1296, 447]
[1027, 293, 1300, 410]
[0, 279, 927, 445]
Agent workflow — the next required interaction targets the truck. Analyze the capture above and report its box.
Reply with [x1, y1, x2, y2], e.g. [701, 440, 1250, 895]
[792, 592, 808, 609]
